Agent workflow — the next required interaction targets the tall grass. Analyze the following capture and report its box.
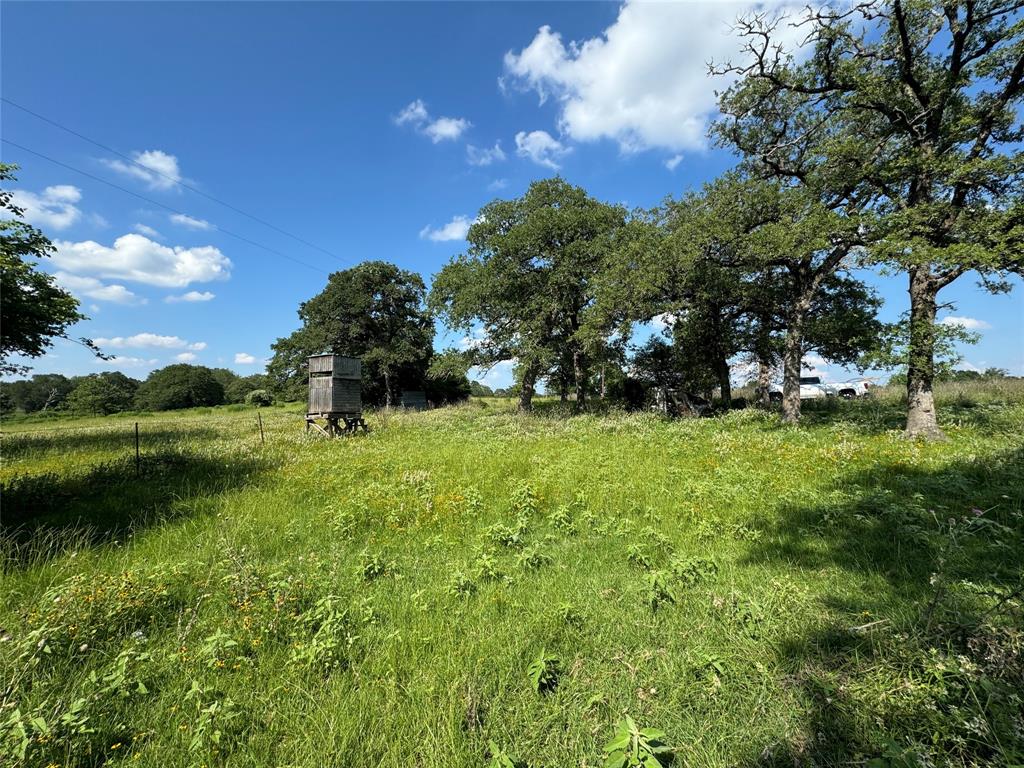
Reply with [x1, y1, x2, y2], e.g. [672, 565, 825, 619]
[1, 393, 1022, 767]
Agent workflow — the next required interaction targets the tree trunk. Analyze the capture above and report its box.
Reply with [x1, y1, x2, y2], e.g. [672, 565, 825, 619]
[755, 355, 772, 409]
[716, 355, 731, 407]
[518, 366, 538, 412]
[599, 364, 606, 400]
[781, 298, 809, 424]
[383, 370, 392, 408]
[572, 348, 587, 410]
[905, 268, 945, 440]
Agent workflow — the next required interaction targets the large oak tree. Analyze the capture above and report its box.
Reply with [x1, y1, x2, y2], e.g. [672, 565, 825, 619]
[716, 0, 1023, 438]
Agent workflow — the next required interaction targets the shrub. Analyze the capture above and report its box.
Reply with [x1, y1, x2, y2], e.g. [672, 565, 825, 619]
[134, 364, 224, 411]
[245, 389, 274, 407]
[65, 372, 139, 415]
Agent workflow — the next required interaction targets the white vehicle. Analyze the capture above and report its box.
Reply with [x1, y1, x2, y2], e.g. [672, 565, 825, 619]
[834, 378, 874, 399]
[768, 376, 838, 401]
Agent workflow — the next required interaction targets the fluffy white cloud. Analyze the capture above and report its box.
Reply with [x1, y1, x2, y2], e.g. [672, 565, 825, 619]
[488, 178, 509, 191]
[102, 149, 182, 191]
[53, 272, 145, 305]
[134, 223, 162, 238]
[648, 312, 677, 332]
[395, 99, 471, 143]
[10, 185, 83, 230]
[466, 142, 507, 166]
[169, 213, 213, 231]
[234, 352, 257, 364]
[664, 154, 684, 171]
[514, 130, 569, 169]
[94, 333, 206, 351]
[99, 356, 158, 368]
[175, 352, 198, 362]
[939, 316, 992, 331]
[504, 2, 806, 152]
[52, 234, 231, 287]
[420, 215, 472, 242]
[165, 290, 215, 303]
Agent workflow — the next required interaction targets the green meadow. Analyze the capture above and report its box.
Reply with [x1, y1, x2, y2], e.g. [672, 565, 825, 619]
[2, 385, 1022, 767]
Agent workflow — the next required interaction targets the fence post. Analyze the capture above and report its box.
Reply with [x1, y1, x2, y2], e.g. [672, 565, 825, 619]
[134, 422, 140, 476]
[257, 411, 265, 445]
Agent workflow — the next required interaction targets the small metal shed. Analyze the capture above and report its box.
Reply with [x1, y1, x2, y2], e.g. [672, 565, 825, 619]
[400, 390, 428, 410]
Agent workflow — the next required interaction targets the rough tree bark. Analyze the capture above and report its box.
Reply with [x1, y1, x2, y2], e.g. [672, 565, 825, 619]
[755, 356, 772, 408]
[781, 294, 811, 424]
[717, 355, 732, 407]
[572, 347, 587, 409]
[905, 267, 945, 440]
[518, 365, 538, 412]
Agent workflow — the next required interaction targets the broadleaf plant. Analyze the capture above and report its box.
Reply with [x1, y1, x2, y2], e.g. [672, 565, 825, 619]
[603, 715, 672, 768]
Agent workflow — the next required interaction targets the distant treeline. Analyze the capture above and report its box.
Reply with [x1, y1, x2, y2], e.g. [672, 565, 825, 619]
[0, 361, 514, 417]
[0, 365, 272, 417]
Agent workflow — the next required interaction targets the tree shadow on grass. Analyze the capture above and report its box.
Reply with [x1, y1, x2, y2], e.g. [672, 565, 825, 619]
[780, 396, 1021, 436]
[1, 425, 220, 458]
[739, 447, 1024, 765]
[1, 448, 275, 569]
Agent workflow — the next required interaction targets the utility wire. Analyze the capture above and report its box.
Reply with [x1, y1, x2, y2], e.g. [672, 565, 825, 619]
[2, 96, 352, 268]
[1, 138, 328, 275]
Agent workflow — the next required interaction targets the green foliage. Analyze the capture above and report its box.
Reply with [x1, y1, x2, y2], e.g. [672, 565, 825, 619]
[268, 261, 433, 405]
[430, 178, 628, 409]
[244, 389, 274, 407]
[645, 571, 675, 612]
[0, 163, 101, 375]
[602, 716, 672, 768]
[526, 648, 560, 693]
[65, 372, 139, 415]
[134, 364, 225, 411]
[2, 392, 1023, 766]
[0, 373, 75, 413]
[487, 740, 524, 768]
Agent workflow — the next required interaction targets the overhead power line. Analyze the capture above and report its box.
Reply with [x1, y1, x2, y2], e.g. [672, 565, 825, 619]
[1, 97, 352, 268]
[1, 138, 329, 276]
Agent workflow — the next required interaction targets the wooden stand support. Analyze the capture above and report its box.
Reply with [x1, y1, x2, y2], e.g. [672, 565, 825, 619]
[305, 412, 368, 438]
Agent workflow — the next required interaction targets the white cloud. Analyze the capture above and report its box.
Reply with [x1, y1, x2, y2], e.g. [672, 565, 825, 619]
[664, 154, 684, 171]
[94, 333, 206, 351]
[514, 130, 569, 169]
[488, 178, 509, 191]
[395, 99, 471, 143]
[395, 99, 430, 126]
[165, 290, 215, 303]
[101, 149, 182, 191]
[175, 352, 198, 362]
[424, 116, 472, 143]
[466, 142, 507, 166]
[134, 223, 162, 238]
[99, 356, 158, 369]
[169, 213, 213, 231]
[234, 352, 257, 364]
[53, 272, 145, 305]
[420, 215, 473, 242]
[649, 312, 677, 332]
[52, 233, 231, 287]
[939, 316, 992, 331]
[10, 185, 83, 230]
[504, 2, 807, 153]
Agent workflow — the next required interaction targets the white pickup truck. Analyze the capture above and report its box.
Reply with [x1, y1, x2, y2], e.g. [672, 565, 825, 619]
[769, 376, 838, 401]
[769, 376, 873, 401]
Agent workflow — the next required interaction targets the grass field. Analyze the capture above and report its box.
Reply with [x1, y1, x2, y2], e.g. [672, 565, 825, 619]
[2, 384, 1022, 767]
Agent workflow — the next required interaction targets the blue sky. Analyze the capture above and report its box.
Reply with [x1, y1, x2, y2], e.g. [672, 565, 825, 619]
[2, 1, 1021, 388]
